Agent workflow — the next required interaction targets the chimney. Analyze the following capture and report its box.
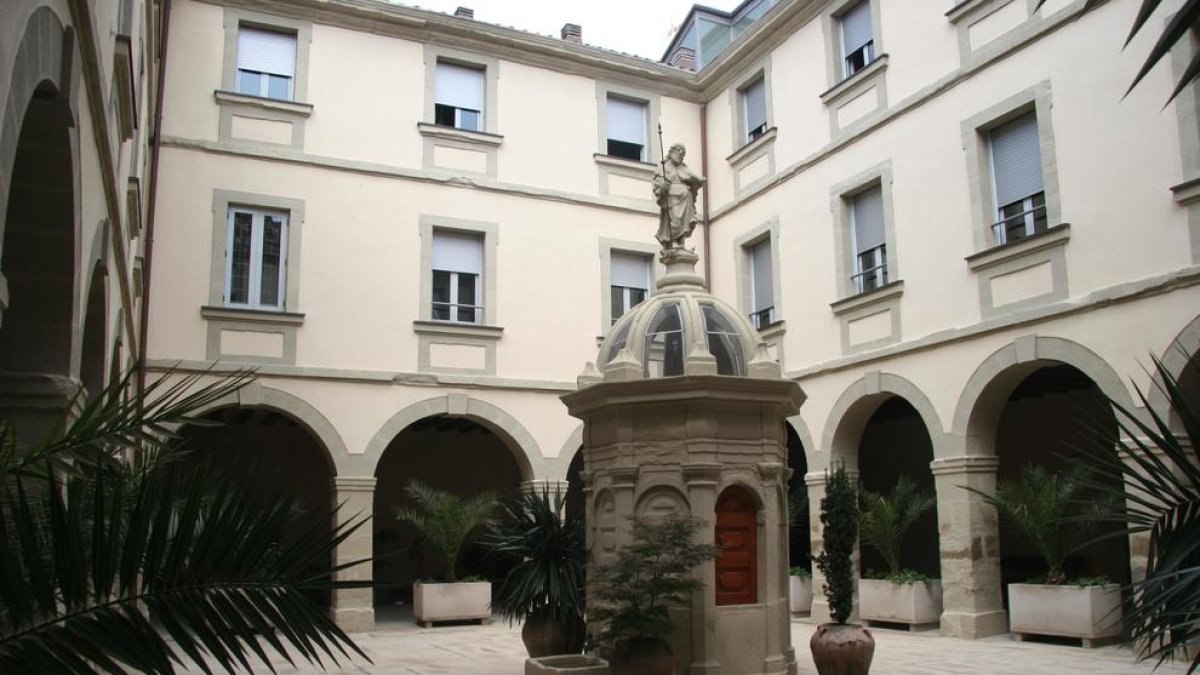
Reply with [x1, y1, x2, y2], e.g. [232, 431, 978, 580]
[454, 6, 474, 19]
[560, 23, 582, 44]
[668, 46, 696, 71]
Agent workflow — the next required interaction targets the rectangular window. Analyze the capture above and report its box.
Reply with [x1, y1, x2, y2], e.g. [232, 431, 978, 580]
[742, 78, 768, 144]
[432, 231, 483, 323]
[839, 0, 874, 78]
[225, 207, 288, 309]
[748, 239, 774, 329]
[989, 112, 1046, 245]
[610, 251, 651, 323]
[606, 96, 647, 161]
[850, 185, 887, 294]
[235, 27, 296, 101]
[435, 62, 485, 132]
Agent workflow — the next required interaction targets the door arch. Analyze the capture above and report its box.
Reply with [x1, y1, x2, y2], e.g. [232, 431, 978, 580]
[715, 485, 758, 606]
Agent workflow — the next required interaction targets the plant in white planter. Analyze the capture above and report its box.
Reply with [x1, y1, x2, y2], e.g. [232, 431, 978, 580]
[789, 566, 813, 615]
[965, 464, 1121, 645]
[858, 476, 942, 629]
[395, 480, 497, 627]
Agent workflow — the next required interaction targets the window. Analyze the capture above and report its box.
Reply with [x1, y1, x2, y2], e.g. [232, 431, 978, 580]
[435, 62, 485, 132]
[742, 77, 768, 144]
[989, 112, 1046, 245]
[748, 238, 774, 328]
[225, 207, 288, 310]
[850, 185, 887, 294]
[610, 252, 651, 323]
[431, 231, 483, 323]
[839, 0, 874, 78]
[606, 96, 647, 161]
[235, 27, 296, 101]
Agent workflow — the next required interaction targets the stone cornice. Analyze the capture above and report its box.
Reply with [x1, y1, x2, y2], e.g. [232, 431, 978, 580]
[562, 375, 804, 418]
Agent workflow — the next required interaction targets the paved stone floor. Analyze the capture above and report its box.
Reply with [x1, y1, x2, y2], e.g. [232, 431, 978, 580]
[191, 611, 1192, 674]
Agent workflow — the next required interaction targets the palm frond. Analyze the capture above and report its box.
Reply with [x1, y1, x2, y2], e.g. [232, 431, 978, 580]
[859, 476, 934, 577]
[395, 480, 496, 582]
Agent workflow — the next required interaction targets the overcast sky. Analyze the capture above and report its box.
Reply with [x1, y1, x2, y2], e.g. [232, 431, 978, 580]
[389, 0, 744, 60]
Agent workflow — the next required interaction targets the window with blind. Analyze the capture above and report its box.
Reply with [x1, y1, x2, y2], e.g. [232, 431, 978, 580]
[606, 96, 648, 161]
[742, 78, 768, 144]
[610, 251, 651, 323]
[236, 27, 296, 101]
[839, 0, 874, 78]
[432, 231, 483, 323]
[850, 185, 887, 294]
[748, 239, 774, 328]
[435, 62, 485, 132]
[989, 112, 1047, 245]
[224, 207, 288, 310]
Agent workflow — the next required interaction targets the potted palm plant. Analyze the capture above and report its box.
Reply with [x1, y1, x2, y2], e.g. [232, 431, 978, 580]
[484, 486, 586, 658]
[590, 514, 716, 675]
[810, 465, 874, 675]
[395, 480, 497, 627]
[857, 476, 942, 629]
[965, 464, 1121, 645]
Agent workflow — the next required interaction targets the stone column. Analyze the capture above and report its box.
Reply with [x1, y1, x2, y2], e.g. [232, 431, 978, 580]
[930, 455, 1007, 638]
[805, 472, 831, 624]
[331, 476, 376, 633]
[756, 462, 791, 674]
[683, 462, 722, 675]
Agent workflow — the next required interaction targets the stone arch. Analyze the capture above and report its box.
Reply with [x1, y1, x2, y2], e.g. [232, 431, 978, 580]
[357, 394, 537, 480]
[1146, 314, 1200, 429]
[820, 371, 945, 468]
[785, 414, 816, 464]
[634, 484, 690, 519]
[543, 423, 584, 483]
[952, 336, 1134, 456]
[189, 381, 345, 473]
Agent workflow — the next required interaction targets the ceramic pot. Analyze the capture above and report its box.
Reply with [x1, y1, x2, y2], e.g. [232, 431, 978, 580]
[521, 611, 586, 657]
[610, 637, 674, 675]
[810, 622, 875, 675]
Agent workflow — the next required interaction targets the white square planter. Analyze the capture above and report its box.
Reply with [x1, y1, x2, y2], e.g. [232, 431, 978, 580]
[525, 655, 609, 675]
[1008, 583, 1122, 646]
[858, 578, 943, 630]
[413, 581, 492, 627]
[789, 575, 812, 614]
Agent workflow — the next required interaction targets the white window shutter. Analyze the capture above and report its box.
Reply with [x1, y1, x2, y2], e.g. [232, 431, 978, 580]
[743, 79, 767, 134]
[750, 239, 773, 312]
[840, 1, 873, 54]
[436, 62, 485, 111]
[852, 185, 885, 253]
[607, 97, 646, 145]
[990, 112, 1044, 208]
[433, 231, 482, 274]
[611, 252, 650, 289]
[237, 27, 296, 77]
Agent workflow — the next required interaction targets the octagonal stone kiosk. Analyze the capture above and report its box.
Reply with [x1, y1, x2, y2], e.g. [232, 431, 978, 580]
[562, 250, 804, 675]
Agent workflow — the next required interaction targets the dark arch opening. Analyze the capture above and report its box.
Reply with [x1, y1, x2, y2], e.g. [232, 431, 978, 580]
[372, 414, 524, 619]
[566, 447, 585, 524]
[177, 407, 336, 608]
[79, 265, 106, 399]
[785, 424, 810, 572]
[857, 396, 939, 579]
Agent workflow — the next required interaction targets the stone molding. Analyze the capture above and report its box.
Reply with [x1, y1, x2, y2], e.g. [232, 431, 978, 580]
[929, 455, 1000, 476]
[332, 476, 377, 492]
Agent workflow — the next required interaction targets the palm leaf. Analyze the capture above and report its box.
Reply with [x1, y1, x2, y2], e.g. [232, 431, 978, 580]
[859, 476, 934, 577]
[395, 479, 496, 582]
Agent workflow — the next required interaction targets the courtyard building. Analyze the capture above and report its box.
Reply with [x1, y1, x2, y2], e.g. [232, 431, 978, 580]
[3, 0, 1199, 646]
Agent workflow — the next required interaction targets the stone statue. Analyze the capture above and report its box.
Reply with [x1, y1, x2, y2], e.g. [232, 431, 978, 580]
[653, 142, 706, 251]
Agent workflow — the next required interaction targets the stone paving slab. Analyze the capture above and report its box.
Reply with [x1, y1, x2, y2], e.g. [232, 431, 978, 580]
[183, 617, 1192, 674]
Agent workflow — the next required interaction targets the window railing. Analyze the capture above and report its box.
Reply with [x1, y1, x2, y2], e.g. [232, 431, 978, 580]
[750, 306, 775, 329]
[992, 194, 1047, 246]
[432, 301, 483, 324]
[852, 244, 887, 294]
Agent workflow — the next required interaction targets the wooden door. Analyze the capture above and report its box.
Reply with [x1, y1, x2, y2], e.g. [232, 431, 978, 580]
[715, 486, 758, 606]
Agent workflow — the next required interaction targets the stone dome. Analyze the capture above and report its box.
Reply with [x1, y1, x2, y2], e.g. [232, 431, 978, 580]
[578, 249, 780, 387]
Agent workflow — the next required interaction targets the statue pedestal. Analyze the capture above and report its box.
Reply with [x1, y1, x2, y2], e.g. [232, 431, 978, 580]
[658, 248, 705, 291]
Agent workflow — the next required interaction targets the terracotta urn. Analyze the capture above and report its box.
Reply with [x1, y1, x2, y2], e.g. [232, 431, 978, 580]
[521, 611, 586, 657]
[810, 622, 875, 675]
[610, 637, 675, 675]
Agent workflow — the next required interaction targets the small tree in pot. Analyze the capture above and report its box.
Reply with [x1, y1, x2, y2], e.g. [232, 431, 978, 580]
[484, 487, 586, 657]
[858, 476, 941, 628]
[811, 465, 875, 675]
[590, 514, 716, 675]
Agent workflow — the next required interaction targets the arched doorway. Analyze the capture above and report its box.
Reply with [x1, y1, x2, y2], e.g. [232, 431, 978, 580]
[372, 414, 525, 620]
[177, 406, 336, 608]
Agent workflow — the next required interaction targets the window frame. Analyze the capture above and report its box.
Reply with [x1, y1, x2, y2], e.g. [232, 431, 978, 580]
[848, 184, 888, 294]
[433, 61, 486, 133]
[608, 251, 653, 325]
[220, 9, 311, 103]
[604, 95, 650, 162]
[729, 60, 774, 153]
[420, 216, 498, 327]
[821, 0, 884, 88]
[223, 206, 289, 311]
[831, 163, 898, 301]
[599, 238, 660, 332]
[430, 231, 484, 325]
[208, 190, 305, 315]
[595, 82, 661, 166]
[423, 46, 500, 136]
[734, 218, 782, 329]
[961, 82, 1061, 253]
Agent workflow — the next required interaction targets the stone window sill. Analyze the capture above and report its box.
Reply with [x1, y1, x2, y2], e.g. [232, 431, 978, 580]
[593, 153, 656, 176]
[830, 280, 904, 316]
[757, 319, 786, 341]
[966, 223, 1070, 272]
[213, 90, 314, 117]
[201, 305, 305, 325]
[417, 122, 504, 147]
[1172, 176, 1200, 205]
[412, 320, 504, 340]
[946, 0, 1000, 24]
[820, 55, 889, 106]
[727, 127, 778, 166]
